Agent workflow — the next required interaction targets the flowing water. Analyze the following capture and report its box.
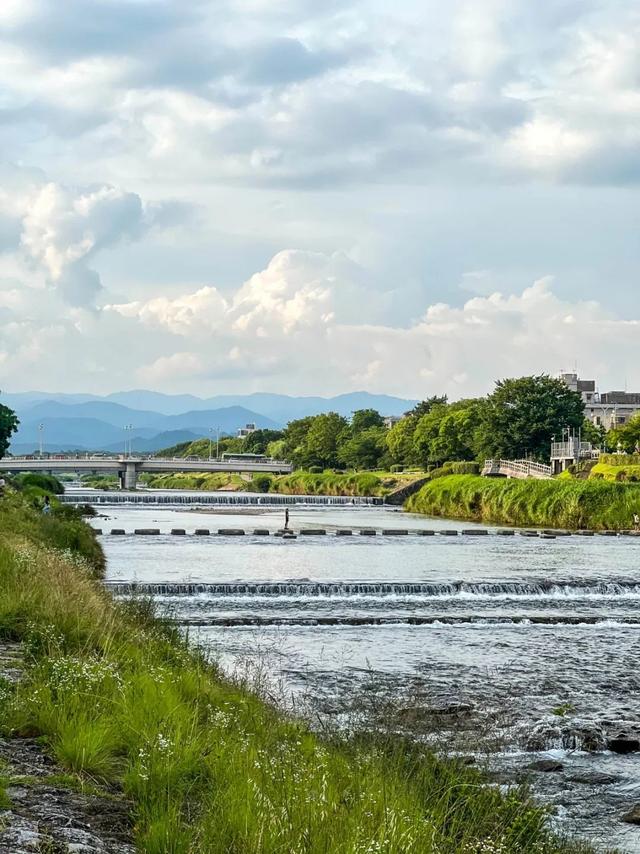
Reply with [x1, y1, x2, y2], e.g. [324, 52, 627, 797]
[89, 493, 640, 852]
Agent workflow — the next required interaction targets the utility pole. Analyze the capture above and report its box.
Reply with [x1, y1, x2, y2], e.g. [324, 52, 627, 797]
[208, 428, 213, 461]
[216, 426, 221, 461]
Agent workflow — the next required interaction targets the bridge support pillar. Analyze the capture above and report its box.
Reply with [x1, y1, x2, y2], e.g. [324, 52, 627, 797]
[121, 462, 138, 491]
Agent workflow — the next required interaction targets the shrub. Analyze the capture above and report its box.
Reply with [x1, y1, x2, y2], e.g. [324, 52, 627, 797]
[249, 474, 272, 493]
[390, 465, 404, 473]
[15, 473, 64, 495]
[308, 466, 324, 474]
[442, 461, 480, 475]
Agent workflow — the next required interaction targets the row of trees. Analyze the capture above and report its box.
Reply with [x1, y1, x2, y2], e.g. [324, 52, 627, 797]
[244, 375, 589, 470]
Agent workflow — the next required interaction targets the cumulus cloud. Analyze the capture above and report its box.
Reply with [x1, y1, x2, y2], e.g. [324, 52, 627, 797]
[95, 251, 640, 397]
[0, 176, 172, 306]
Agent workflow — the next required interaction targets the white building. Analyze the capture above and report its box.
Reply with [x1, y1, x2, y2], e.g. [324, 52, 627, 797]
[383, 415, 404, 429]
[237, 422, 257, 439]
[559, 373, 640, 429]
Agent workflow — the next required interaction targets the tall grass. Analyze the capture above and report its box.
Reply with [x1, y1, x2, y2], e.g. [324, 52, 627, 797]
[407, 474, 640, 530]
[144, 470, 417, 497]
[0, 491, 597, 853]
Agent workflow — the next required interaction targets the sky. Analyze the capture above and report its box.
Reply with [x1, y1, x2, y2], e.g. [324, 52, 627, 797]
[1, 0, 640, 400]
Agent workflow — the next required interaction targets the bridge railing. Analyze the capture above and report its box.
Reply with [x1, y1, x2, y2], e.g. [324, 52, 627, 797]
[482, 459, 553, 479]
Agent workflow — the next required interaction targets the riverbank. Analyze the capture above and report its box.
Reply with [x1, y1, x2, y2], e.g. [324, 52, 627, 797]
[0, 491, 596, 853]
[407, 474, 640, 530]
[141, 469, 421, 497]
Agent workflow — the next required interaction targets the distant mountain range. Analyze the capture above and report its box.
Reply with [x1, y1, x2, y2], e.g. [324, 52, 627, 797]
[4, 390, 417, 454]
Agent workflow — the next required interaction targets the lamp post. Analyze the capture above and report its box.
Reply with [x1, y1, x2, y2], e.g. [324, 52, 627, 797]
[208, 428, 213, 461]
[38, 423, 44, 458]
[216, 426, 221, 461]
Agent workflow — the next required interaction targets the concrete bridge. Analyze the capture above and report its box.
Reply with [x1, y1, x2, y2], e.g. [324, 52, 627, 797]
[481, 459, 553, 479]
[0, 456, 293, 490]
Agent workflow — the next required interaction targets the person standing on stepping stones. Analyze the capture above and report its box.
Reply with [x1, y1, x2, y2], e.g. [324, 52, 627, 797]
[285, 508, 290, 530]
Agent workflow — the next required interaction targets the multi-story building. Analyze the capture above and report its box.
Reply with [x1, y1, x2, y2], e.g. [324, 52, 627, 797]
[237, 422, 257, 439]
[559, 373, 640, 429]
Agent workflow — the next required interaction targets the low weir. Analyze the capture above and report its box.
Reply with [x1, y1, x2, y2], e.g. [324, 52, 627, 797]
[105, 579, 640, 597]
[62, 492, 380, 506]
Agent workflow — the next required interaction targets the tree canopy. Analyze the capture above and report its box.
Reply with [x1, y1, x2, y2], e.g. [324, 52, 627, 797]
[475, 375, 584, 463]
[0, 404, 18, 458]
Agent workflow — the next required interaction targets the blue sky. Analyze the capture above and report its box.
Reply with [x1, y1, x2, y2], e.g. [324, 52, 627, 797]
[1, 0, 639, 398]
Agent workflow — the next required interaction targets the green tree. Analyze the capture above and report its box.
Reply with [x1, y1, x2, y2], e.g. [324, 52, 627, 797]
[303, 412, 349, 468]
[608, 415, 640, 453]
[406, 396, 448, 419]
[350, 409, 384, 433]
[476, 375, 584, 463]
[338, 426, 387, 470]
[412, 400, 482, 467]
[582, 419, 606, 449]
[386, 416, 418, 467]
[282, 416, 317, 465]
[0, 404, 18, 457]
[243, 429, 284, 455]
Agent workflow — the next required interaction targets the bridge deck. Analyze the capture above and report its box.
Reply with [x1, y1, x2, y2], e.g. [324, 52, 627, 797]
[0, 457, 293, 475]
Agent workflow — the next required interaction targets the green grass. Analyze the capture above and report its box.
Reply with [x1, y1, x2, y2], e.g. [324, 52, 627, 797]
[0, 490, 598, 853]
[144, 469, 422, 497]
[587, 462, 640, 482]
[407, 474, 640, 530]
[141, 471, 247, 491]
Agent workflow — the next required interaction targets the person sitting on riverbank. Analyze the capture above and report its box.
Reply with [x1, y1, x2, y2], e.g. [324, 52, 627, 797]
[634, 513, 640, 531]
[42, 495, 51, 515]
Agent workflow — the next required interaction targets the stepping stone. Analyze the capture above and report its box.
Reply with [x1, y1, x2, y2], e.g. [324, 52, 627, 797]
[336, 529, 353, 536]
[300, 529, 327, 535]
[110, 529, 126, 535]
[194, 529, 210, 536]
[93, 528, 103, 535]
[576, 530, 594, 536]
[134, 529, 160, 535]
[253, 529, 270, 536]
[540, 533, 556, 539]
[415, 530, 435, 536]
[359, 529, 377, 536]
[218, 529, 245, 536]
[439, 530, 459, 536]
[382, 529, 409, 535]
[496, 529, 515, 536]
[462, 529, 488, 535]
[519, 531, 539, 537]
[171, 528, 186, 535]
[598, 531, 618, 536]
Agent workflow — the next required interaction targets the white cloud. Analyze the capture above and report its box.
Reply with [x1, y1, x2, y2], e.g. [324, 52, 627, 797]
[82, 251, 640, 397]
[1, 1, 640, 398]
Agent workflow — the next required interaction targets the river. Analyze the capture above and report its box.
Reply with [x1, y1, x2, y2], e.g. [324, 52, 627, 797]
[84, 491, 640, 853]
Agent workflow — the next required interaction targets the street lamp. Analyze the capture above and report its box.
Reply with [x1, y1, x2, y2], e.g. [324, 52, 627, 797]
[38, 423, 44, 457]
[216, 426, 221, 461]
[208, 428, 214, 461]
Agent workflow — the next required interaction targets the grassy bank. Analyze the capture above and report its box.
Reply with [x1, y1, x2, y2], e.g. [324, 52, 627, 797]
[144, 470, 420, 497]
[407, 474, 640, 530]
[0, 491, 594, 853]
